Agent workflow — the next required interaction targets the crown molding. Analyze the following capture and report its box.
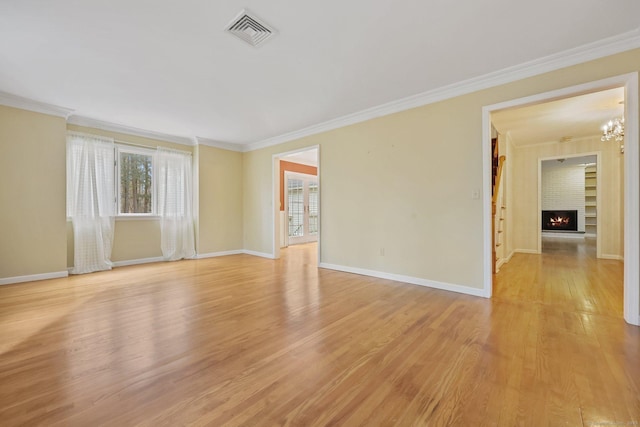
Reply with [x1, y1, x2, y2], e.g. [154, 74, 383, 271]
[67, 115, 195, 146]
[194, 137, 244, 152]
[0, 91, 74, 118]
[245, 27, 640, 152]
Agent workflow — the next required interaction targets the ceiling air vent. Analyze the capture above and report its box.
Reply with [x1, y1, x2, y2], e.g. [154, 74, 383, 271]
[225, 9, 276, 48]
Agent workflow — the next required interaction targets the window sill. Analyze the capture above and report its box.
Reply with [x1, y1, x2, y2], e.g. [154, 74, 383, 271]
[67, 216, 160, 222]
[116, 215, 160, 221]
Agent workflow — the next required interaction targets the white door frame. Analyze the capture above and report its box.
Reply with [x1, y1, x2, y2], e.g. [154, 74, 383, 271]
[537, 152, 602, 259]
[481, 72, 639, 326]
[272, 145, 320, 263]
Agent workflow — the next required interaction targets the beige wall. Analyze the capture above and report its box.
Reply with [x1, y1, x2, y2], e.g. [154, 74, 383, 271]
[242, 48, 640, 290]
[0, 106, 68, 278]
[1, 117, 245, 279]
[243, 150, 274, 255]
[244, 101, 487, 287]
[67, 218, 163, 265]
[510, 136, 623, 257]
[197, 144, 243, 254]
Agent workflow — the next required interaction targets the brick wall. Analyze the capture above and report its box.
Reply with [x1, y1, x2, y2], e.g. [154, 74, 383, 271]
[541, 163, 585, 232]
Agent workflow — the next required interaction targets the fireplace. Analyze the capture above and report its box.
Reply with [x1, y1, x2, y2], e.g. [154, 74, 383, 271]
[542, 210, 578, 231]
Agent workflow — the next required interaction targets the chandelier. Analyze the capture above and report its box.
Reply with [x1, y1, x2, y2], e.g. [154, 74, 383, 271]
[601, 117, 624, 142]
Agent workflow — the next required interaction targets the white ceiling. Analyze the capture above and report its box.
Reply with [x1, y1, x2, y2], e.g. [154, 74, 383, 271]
[283, 148, 318, 167]
[541, 155, 597, 168]
[1, 1, 639, 147]
[492, 88, 626, 146]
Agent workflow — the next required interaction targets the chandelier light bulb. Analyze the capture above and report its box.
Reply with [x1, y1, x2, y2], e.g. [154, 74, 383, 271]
[601, 117, 625, 153]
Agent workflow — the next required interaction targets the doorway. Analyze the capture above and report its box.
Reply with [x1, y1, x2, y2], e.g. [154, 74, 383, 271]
[482, 73, 639, 326]
[272, 146, 320, 262]
[539, 153, 601, 258]
[284, 172, 319, 245]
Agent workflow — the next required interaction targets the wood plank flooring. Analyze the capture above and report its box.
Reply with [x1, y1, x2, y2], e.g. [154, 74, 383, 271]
[0, 242, 638, 426]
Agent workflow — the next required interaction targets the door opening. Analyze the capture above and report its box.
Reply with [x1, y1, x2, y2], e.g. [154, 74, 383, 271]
[272, 146, 320, 261]
[482, 73, 639, 326]
[285, 172, 319, 245]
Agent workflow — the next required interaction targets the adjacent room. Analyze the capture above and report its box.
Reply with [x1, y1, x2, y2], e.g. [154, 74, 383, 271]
[1, 1, 639, 425]
[491, 89, 626, 317]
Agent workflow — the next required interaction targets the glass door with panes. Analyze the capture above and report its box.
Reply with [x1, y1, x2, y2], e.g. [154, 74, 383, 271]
[285, 172, 318, 245]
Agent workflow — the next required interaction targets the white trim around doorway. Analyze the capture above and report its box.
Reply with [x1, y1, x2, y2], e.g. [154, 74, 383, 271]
[481, 72, 639, 326]
[272, 145, 321, 265]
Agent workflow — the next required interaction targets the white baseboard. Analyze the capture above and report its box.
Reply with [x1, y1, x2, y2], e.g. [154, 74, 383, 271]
[496, 257, 506, 271]
[112, 257, 164, 267]
[196, 250, 243, 259]
[242, 250, 276, 259]
[72, 250, 273, 271]
[0, 270, 69, 286]
[542, 232, 585, 239]
[505, 250, 515, 263]
[514, 249, 540, 254]
[318, 262, 486, 298]
[600, 254, 624, 261]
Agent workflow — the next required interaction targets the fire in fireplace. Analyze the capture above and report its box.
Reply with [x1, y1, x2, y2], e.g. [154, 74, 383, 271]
[541, 210, 578, 231]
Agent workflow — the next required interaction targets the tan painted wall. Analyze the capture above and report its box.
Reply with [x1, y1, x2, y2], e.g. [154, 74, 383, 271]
[510, 136, 623, 256]
[0, 106, 68, 278]
[66, 219, 163, 265]
[3, 119, 244, 274]
[197, 144, 243, 254]
[243, 150, 274, 255]
[242, 48, 640, 290]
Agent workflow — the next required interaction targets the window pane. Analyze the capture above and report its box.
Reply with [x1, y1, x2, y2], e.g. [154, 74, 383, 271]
[120, 152, 153, 214]
[288, 178, 304, 237]
[308, 181, 318, 234]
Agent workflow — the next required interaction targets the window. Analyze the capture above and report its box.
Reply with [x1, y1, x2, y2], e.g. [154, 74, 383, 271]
[287, 178, 304, 237]
[117, 146, 154, 215]
[285, 172, 318, 244]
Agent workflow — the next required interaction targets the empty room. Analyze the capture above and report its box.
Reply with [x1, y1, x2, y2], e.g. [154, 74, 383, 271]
[1, 1, 639, 425]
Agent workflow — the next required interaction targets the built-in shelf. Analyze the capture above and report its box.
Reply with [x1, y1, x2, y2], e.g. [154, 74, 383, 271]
[585, 165, 596, 235]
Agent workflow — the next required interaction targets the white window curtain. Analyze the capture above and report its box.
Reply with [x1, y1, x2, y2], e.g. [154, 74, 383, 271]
[66, 133, 115, 274]
[156, 147, 195, 261]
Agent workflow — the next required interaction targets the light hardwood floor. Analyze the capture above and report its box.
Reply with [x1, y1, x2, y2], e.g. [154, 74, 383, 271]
[0, 242, 637, 426]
